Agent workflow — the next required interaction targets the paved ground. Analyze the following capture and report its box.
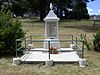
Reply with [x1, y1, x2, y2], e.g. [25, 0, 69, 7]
[20, 48, 80, 63]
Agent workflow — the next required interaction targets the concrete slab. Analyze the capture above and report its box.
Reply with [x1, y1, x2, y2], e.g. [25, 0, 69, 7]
[20, 50, 79, 63]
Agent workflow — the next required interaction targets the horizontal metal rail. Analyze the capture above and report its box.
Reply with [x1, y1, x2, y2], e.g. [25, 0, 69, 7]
[16, 39, 80, 42]
[17, 47, 23, 51]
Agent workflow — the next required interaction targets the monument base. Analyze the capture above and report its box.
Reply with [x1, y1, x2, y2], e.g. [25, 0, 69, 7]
[45, 60, 53, 66]
[13, 57, 20, 66]
[44, 39, 60, 49]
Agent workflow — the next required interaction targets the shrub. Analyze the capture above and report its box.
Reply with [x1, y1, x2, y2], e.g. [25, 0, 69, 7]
[80, 30, 100, 52]
[93, 29, 100, 52]
[0, 9, 25, 55]
[80, 34, 92, 51]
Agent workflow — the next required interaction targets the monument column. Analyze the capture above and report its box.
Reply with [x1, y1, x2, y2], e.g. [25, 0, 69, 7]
[44, 3, 60, 49]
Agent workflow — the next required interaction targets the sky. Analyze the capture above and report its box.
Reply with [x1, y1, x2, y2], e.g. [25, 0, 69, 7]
[87, 0, 100, 15]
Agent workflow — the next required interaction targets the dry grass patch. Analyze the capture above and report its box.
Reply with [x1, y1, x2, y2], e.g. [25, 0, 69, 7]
[0, 51, 100, 75]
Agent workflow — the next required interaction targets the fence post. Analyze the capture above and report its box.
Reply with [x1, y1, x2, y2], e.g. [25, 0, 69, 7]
[30, 35, 32, 44]
[15, 40, 17, 57]
[76, 37, 77, 51]
[25, 38, 26, 49]
[82, 43, 84, 59]
[72, 35, 73, 44]
[48, 41, 50, 60]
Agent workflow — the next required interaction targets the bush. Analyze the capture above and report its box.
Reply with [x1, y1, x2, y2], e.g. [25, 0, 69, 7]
[0, 9, 25, 55]
[80, 30, 100, 52]
[93, 29, 100, 52]
[80, 34, 92, 51]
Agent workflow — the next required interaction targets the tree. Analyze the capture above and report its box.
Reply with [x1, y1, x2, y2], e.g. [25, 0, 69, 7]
[28, 0, 39, 12]
[0, 9, 25, 55]
[0, 0, 95, 19]
[12, 0, 40, 17]
[39, 0, 47, 20]
[72, 0, 89, 19]
[12, 0, 30, 16]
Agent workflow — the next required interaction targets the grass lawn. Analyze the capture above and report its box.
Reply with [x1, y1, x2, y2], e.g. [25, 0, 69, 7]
[0, 51, 100, 75]
[0, 18, 100, 75]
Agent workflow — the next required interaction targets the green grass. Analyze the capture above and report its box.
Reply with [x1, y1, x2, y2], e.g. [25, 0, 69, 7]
[0, 18, 100, 75]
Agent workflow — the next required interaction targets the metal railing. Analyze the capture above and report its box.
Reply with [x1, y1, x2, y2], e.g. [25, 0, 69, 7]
[15, 34, 85, 59]
[71, 35, 84, 58]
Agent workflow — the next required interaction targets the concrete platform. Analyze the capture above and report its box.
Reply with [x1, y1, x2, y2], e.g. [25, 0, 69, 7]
[20, 48, 79, 63]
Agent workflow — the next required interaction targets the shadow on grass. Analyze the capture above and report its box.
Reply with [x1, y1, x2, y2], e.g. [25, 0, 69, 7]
[21, 61, 78, 66]
[54, 62, 78, 65]
[0, 51, 23, 58]
[0, 54, 14, 59]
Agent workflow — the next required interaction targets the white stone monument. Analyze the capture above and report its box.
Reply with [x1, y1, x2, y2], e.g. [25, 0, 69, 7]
[44, 3, 60, 49]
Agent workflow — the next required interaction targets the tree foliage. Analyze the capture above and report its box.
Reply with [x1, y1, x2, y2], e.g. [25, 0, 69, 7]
[0, 9, 25, 55]
[38, 0, 94, 20]
[72, 0, 89, 19]
[39, 0, 47, 20]
[0, 0, 95, 20]
[12, 0, 30, 16]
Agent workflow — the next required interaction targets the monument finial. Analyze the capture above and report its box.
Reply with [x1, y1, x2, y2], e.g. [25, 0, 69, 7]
[50, 3, 53, 10]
